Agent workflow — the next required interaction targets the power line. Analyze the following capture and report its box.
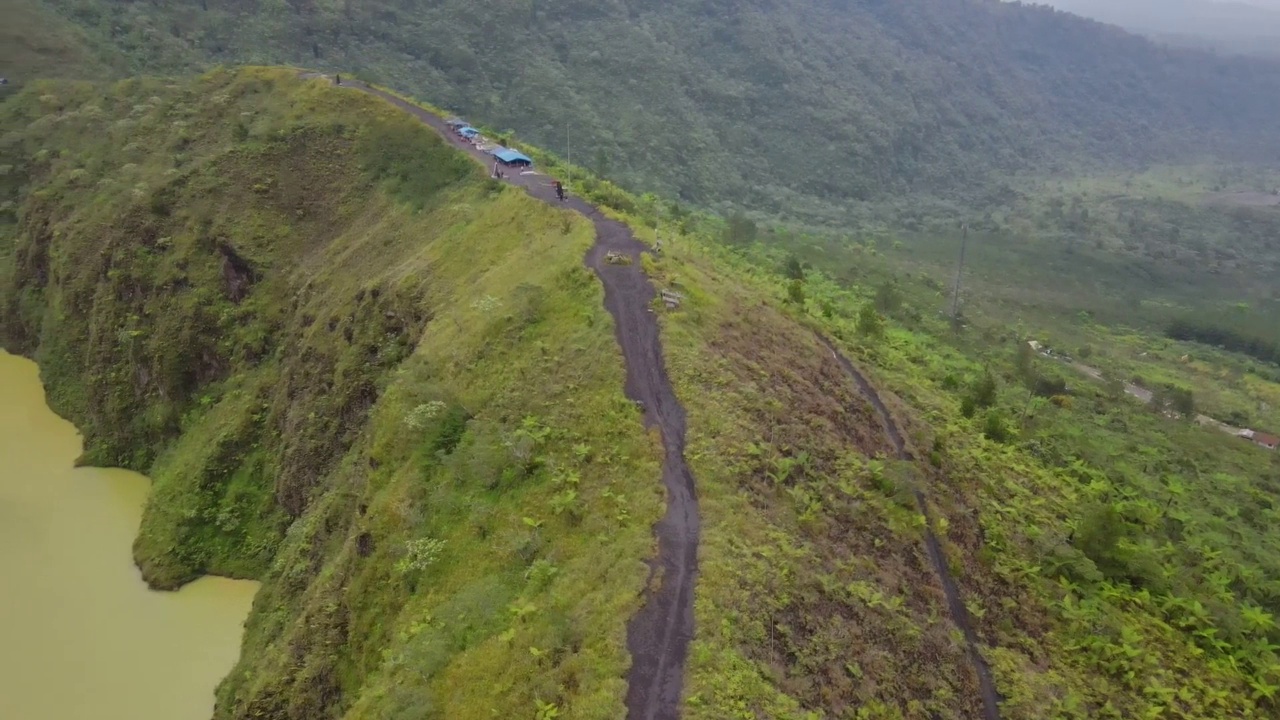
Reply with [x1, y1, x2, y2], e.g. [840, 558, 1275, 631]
[950, 223, 969, 323]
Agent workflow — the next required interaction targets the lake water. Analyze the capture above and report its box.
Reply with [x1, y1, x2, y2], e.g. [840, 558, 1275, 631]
[0, 350, 258, 720]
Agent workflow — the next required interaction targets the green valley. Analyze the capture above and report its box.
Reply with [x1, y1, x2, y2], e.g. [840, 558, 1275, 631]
[18, 0, 1280, 214]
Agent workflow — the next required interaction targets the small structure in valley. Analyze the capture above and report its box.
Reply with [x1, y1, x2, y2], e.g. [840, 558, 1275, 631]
[492, 148, 533, 168]
[1241, 429, 1280, 451]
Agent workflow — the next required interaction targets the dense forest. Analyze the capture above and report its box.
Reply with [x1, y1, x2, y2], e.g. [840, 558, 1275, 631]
[28, 0, 1280, 219]
[1168, 315, 1280, 366]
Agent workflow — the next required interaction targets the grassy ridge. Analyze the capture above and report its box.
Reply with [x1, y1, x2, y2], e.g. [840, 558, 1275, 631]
[1, 67, 662, 717]
[340, 87, 1280, 717]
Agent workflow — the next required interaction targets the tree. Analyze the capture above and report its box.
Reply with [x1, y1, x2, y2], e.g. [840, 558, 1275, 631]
[1014, 341, 1036, 386]
[1104, 375, 1125, 400]
[1153, 385, 1195, 418]
[1074, 503, 1130, 581]
[1169, 388, 1195, 418]
[856, 303, 885, 339]
[1031, 375, 1068, 398]
[983, 410, 1013, 443]
[968, 370, 998, 409]
[786, 279, 806, 306]
[783, 254, 804, 280]
[874, 280, 903, 314]
[724, 212, 758, 246]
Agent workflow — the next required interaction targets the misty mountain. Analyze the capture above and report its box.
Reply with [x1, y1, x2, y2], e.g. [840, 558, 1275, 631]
[1045, 0, 1280, 57]
[33, 0, 1280, 221]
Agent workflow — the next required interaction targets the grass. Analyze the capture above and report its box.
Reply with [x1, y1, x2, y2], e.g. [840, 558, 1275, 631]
[516, 135, 1280, 717]
[0, 0, 124, 85]
[1, 67, 659, 718]
[5, 62, 1280, 720]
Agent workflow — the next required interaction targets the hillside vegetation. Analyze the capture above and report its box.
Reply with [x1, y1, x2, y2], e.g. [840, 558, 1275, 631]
[6, 66, 1280, 718]
[0, 68, 993, 718]
[28, 0, 1280, 219]
[0, 0, 123, 81]
[1, 67, 667, 717]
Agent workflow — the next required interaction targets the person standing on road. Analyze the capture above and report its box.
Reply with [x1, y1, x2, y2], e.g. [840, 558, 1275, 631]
[554, 180, 566, 201]
[335, 74, 341, 86]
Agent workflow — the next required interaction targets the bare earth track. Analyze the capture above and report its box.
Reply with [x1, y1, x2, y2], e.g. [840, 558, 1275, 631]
[326, 77, 699, 719]
[322, 73, 997, 719]
[819, 335, 1003, 720]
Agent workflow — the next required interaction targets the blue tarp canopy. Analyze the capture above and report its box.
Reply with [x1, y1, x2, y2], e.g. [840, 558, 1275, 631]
[458, 127, 480, 137]
[493, 149, 533, 165]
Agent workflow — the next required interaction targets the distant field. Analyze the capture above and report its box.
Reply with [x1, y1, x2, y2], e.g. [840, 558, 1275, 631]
[1203, 191, 1280, 208]
[0, 0, 120, 82]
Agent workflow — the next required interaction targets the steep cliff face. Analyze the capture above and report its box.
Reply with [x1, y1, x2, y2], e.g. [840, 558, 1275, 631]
[1, 68, 477, 584]
[0, 68, 664, 717]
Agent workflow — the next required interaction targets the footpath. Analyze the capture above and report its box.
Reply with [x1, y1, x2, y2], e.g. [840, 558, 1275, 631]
[322, 76, 700, 719]
[323, 73, 1003, 719]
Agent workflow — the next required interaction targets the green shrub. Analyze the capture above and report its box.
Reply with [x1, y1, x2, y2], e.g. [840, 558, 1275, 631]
[982, 409, 1012, 443]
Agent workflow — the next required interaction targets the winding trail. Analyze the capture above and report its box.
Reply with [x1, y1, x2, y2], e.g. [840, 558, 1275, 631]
[328, 77, 699, 719]
[318, 72, 998, 718]
[817, 336, 1003, 720]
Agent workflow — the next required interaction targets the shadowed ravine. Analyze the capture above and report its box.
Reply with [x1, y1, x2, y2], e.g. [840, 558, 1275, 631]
[323, 76, 700, 719]
[818, 335, 1003, 720]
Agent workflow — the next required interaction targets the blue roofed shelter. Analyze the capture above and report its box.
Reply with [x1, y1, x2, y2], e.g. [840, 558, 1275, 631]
[493, 148, 533, 167]
[458, 126, 480, 138]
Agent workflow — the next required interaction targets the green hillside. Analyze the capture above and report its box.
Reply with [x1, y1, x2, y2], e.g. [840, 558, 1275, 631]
[23, 0, 1280, 220]
[0, 0, 122, 82]
[5, 65, 1280, 720]
[0, 67, 660, 716]
[0, 68, 988, 718]
[5, 3, 1280, 717]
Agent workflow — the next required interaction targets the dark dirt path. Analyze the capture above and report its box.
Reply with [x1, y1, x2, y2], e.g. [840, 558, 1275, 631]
[817, 335, 1003, 720]
[331, 77, 699, 720]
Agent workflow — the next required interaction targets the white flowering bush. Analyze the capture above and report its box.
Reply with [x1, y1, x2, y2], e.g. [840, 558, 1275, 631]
[470, 295, 501, 314]
[396, 537, 445, 573]
[404, 401, 447, 429]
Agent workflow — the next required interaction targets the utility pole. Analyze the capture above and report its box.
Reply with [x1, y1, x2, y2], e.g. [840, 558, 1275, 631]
[950, 223, 969, 323]
[566, 124, 571, 190]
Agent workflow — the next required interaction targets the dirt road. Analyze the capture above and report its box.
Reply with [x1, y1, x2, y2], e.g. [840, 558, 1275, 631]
[818, 336, 1003, 720]
[330, 77, 699, 719]
[1068, 360, 1153, 403]
[1064, 357, 1259, 439]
